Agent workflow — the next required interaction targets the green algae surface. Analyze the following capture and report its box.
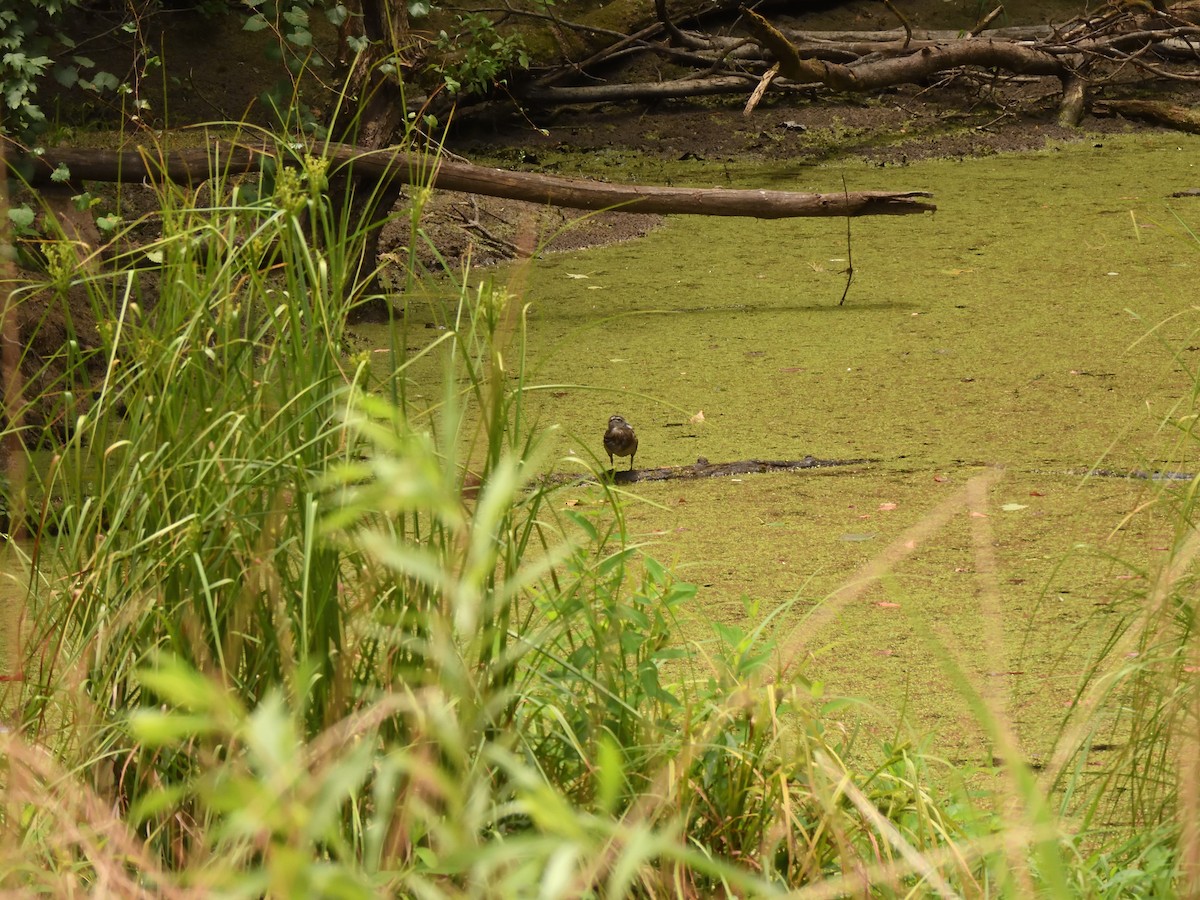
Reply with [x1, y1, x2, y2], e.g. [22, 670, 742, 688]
[374, 131, 1200, 765]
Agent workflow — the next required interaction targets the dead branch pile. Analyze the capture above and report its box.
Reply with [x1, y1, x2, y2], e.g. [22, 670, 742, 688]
[491, 2, 1200, 129]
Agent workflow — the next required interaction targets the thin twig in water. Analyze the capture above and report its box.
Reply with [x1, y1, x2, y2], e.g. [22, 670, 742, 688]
[838, 174, 854, 306]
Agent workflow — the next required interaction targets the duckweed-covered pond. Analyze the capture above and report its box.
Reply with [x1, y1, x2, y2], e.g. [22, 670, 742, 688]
[379, 131, 1200, 764]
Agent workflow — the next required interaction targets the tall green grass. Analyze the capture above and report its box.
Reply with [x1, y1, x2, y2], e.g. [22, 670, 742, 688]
[2, 132, 1199, 895]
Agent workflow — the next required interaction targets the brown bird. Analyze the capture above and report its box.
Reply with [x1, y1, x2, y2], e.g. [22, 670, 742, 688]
[603, 415, 638, 471]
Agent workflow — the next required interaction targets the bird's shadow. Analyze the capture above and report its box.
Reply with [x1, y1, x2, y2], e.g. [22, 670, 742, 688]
[608, 468, 639, 484]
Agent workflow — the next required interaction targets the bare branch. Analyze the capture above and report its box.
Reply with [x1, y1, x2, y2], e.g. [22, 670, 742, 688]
[9, 143, 936, 219]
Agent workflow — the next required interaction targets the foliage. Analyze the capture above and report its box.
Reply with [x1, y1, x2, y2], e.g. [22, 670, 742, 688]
[0, 128, 999, 895]
[0, 0, 71, 140]
[432, 12, 531, 97]
[3, 119, 1200, 896]
[1040, 225, 1200, 896]
[0, 0, 131, 142]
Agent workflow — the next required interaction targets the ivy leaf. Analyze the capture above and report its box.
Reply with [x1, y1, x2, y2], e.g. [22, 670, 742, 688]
[8, 206, 35, 229]
[53, 64, 78, 87]
[90, 70, 120, 92]
[50, 162, 70, 183]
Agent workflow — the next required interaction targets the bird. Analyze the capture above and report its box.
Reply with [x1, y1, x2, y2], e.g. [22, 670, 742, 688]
[603, 415, 638, 472]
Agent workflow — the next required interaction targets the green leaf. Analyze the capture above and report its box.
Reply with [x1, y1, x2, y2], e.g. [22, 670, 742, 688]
[595, 733, 624, 814]
[243, 13, 269, 31]
[49, 163, 70, 183]
[244, 692, 296, 773]
[138, 656, 227, 712]
[287, 29, 313, 47]
[712, 621, 745, 649]
[129, 710, 217, 745]
[643, 555, 666, 584]
[53, 65, 78, 87]
[129, 785, 190, 824]
[564, 509, 597, 542]
[282, 5, 309, 27]
[90, 70, 120, 92]
[7, 206, 35, 228]
[409, 0, 431, 16]
[663, 581, 697, 606]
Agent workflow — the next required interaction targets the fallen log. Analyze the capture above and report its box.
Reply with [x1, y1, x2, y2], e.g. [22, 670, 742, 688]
[524, 74, 790, 104]
[521, 455, 871, 488]
[742, 9, 1067, 92]
[1092, 98, 1200, 133]
[599, 455, 874, 484]
[10, 143, 935, 218]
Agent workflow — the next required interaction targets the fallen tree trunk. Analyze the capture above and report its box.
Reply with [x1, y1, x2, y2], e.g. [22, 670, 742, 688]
[548, 455, 875, 485]
[11, 143, 935, 218]
[741, 9, 1067, 92]
[623, 455, 871, 483]
[525, 74, 786, 104]
[1092, 98, 1200, 133]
